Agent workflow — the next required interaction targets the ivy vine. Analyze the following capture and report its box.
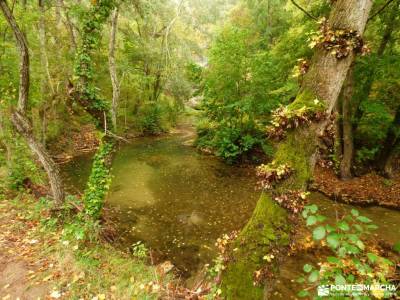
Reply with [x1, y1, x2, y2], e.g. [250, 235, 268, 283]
[73, 0, 116, 130]
[83, 140, 114, 218]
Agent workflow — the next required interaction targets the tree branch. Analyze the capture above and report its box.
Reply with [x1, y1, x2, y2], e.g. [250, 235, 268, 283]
[368, 0, 396, 22]
[0, 0, 29, 112]
[290, 0, 318, 21]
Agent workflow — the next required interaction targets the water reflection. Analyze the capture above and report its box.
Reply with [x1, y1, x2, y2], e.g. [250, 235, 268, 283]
[65, 133, 258, 276]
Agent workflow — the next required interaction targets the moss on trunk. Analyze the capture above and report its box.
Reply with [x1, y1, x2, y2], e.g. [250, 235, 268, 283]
[221, 193, 289, 300]
[221, 90, 318, 299]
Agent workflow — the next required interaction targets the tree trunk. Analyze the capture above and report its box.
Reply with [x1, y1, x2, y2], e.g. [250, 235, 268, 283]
[375, 106, 400, 178]
[221, 1, 372, 298]
[0, 0, 65, 206]
[334, 96, 343, 168]
[59, 0, 77, 51]
[108, 7, 120, 130]
[38, 0, 54, 95]
[11, 111, 65, 205]
[352, 5, 399, 132]
[340, 65, 354, 179]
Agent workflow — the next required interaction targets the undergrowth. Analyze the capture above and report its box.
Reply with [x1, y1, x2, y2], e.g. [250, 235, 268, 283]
[0, 194, 170, 299]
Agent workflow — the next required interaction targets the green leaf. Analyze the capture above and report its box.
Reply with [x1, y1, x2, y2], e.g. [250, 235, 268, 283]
[313, 226, 326, 240]
[303, 264, 313, 273]
[353, 224, 363, 232]
[345, 244, 360, 254]
[327, 256, 340, 264]
[366, 224, 378, 230]
[335, 274, 346, 285]
[306, 215, 317, 226]
[351, 209, 359, 217]
[298, 290, 309, 298]
[357, 216, 372, 223]
[347, 274, 355, 283]
[356, 240, 365, 250]
[325, 224, 335, 233]
[367, 252, 378, 263]
[327, 233, 340, 249]
[308, 270, 319, 283]
[307, 204, 318, 213]
[297, 277, 305, 283]
[338, 221, 350, 231]
[394, 242, 400, 253]
[338, 247, 347, 257]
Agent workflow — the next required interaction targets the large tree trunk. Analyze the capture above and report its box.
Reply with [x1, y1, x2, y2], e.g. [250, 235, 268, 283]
[340, 65, 355, 179]
[375, 106, 400, 178]
[221, 1, 372, 298]
[0, 0, 65, 206]
[108, 7, 120, 130]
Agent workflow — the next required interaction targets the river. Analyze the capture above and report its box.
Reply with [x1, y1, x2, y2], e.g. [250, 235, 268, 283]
[62, 123, 400, 296]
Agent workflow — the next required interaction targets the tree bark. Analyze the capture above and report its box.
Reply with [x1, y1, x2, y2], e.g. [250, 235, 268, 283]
[340, 65, 355, 179]
[375, 106, 400, 178]
[108, 7, 120, 130]
[11, 112, 65, 205]
[334, 96, 343, 168]
[221, 1, 372, 298]
[38, 0, 54, 95]
[0, 0, 65, 206]
[59, 0, 77, 51]
[352, 5, 399, 131]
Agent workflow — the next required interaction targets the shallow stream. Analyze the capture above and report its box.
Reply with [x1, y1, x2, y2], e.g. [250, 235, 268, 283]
[63, 124, 400, 295]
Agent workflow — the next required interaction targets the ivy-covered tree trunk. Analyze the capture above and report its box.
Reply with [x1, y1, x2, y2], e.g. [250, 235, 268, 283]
[0, 0, 65, 206]
[69, 0, 117, 218]
[221, 1, 372, 299]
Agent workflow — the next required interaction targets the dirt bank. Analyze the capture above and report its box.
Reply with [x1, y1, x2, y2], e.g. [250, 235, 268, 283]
[312, 166, 400, 210]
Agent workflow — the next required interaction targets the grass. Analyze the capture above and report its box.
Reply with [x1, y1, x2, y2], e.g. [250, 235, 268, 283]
[0, 194, 172, 299]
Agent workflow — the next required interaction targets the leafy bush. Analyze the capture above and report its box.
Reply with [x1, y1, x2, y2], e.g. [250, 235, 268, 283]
[298, 205, 399, 299]
[196, 119, 264, 163]
[136, 103, 164, 135]
[7, 140, 43, 190]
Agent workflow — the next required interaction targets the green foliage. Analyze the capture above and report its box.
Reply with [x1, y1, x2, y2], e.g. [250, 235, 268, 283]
[196, 1, 318, 163]
[299, 205, 398, 299]
[196, 119, 264, 163]
[7, 140, 43, 190]
[73, 0, 116, 129]
[83, 140, 114, 218]
[131, 241, 148, 259]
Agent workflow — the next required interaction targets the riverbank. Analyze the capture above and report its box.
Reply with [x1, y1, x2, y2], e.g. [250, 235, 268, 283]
[313, 165, 400, 210]
[0, 195, 172, 299]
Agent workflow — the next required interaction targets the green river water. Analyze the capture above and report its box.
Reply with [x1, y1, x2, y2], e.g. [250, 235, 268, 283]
[63, 125, 400, 297]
